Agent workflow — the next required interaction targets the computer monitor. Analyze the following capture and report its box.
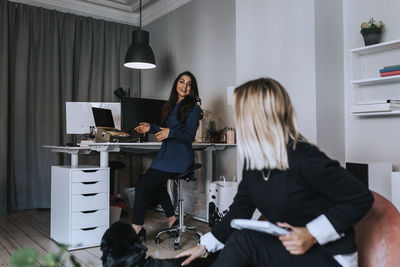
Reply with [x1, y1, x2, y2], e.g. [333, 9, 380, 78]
[92, 107, 115, 128]
[121, 97, 167, 131]
[66, 102, 121, 134]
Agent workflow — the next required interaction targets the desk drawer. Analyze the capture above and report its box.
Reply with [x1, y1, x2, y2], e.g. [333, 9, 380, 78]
[72, 181, 108, 195]
[71, 209, 108, 229]
[71, 226, 108, 247]
[71, 169, 108, 183]
[71, 193, 108, 212]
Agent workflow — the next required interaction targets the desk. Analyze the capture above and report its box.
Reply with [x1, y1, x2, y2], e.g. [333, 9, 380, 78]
[45, 142, 235, 223]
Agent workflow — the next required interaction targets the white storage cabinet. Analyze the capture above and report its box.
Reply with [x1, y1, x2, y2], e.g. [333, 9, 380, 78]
[51, 166, 109, 250]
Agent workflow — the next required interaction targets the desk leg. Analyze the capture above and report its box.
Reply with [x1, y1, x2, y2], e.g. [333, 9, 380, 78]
[193, 149, 214, 223]
[100, 151, 109, 167]
[71, 154, 78, 167]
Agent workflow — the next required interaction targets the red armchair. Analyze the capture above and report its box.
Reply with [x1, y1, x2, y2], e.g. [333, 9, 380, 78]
[355, 191, 400, 267]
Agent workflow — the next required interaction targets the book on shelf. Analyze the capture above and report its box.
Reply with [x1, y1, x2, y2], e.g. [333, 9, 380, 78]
[382, 64, 400, 70]
[352, 103, 400, 113]
[380, 65, 400, 73]
[380, 70, 400, 77]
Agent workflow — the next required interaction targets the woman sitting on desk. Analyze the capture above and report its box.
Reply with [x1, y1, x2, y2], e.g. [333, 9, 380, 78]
[177, 78, 373, 267]
[131, 71, 202, 241]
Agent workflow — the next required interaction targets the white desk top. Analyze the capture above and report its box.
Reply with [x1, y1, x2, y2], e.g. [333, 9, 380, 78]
[43, 142, 236, 153]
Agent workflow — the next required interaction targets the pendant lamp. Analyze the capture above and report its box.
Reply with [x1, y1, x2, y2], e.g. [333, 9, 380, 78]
[124, 0, 156, 69]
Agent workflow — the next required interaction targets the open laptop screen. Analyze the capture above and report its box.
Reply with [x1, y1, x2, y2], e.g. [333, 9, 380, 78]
[92, 107, 115, 128]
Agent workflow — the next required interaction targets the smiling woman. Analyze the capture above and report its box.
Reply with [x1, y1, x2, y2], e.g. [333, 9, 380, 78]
[130, 71, 203, 240]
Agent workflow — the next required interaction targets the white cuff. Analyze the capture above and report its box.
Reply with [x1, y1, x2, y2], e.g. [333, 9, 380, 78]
[306, 214, 342, 245]
[334, 252, 358, 267]
[200, 232, 225, 253]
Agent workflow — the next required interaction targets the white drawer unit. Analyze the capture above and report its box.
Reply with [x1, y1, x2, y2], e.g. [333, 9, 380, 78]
[50, 166, 110, 250]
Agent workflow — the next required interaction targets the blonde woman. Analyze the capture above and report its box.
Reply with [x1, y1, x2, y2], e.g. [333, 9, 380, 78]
[176, 78, 373, 267]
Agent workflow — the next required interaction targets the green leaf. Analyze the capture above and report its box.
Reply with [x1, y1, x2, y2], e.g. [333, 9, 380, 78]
[41, 253, 58, 267]
[10, 248, 38, 267]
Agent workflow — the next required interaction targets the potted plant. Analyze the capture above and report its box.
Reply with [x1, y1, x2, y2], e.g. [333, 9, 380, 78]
[360, 18, 384, 46]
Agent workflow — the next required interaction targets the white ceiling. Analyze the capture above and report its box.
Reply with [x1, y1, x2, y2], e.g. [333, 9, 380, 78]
[9, 0, 191, 26]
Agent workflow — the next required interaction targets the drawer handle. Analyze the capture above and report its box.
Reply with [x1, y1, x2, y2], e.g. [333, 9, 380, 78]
[81, 227, 97, 231]
[81, 210, 97, 214]
[82, 193, 98, 197]
[82, 181, 98, 185]
[82, 170, 98, 173]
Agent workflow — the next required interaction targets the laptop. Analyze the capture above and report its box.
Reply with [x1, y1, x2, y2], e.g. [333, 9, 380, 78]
[92, 107, 130, 138]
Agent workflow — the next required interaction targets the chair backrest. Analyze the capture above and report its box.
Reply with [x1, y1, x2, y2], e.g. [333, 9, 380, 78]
[355, 191, 400, 267]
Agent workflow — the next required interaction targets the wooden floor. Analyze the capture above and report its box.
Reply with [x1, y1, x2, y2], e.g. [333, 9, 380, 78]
[0, 209, 211, 266]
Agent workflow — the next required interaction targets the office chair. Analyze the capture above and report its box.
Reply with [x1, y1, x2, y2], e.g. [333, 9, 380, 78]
[153, 163, 203, 250]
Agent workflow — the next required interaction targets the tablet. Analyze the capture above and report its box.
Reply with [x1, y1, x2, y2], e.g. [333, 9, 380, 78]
[231, 219, 290, 236]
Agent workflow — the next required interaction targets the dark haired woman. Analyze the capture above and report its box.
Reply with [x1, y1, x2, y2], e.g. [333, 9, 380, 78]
[131, 71, 202, 241]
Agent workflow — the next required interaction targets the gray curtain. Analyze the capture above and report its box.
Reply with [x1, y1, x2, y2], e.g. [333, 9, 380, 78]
[0, 1, 140, 215]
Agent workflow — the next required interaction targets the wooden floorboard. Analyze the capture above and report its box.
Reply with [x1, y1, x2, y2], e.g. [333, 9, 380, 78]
[0, 241, 11, 266]
[0, 208, 211, 266]
[8, 212, 86, 267]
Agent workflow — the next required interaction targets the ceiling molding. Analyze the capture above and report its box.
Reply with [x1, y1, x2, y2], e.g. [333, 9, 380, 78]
[8, 0, 191, 26]
[142, 0, 191, 26]
[10, 0, 138, 25]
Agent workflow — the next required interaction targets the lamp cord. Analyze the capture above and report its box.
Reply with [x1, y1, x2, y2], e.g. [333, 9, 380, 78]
[139, 0, 142, 28]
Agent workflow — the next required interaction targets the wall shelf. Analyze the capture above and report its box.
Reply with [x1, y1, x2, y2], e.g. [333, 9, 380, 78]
[351, 75, 400, 85]
[350, 39, 400, 55]
[352, 110, 400, 117]
[350, 39, 400, 117]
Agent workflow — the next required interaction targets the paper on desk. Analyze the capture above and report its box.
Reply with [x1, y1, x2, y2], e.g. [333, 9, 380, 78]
[231, 219, 290, 236]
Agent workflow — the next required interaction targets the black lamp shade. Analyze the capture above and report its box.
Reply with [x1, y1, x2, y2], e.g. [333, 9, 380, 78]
[124, 30, 156, 69]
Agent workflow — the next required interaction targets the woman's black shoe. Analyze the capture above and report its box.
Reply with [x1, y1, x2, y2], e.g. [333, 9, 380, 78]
[135, 227, 147, 243]
[170, 219, 179, 229]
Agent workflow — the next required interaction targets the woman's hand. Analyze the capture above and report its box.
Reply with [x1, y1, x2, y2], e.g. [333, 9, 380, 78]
[134, 122, 150, 134]
[175, 245, 205, 266]
[277, 222, 317, 255]
[155, 127, 170, 141]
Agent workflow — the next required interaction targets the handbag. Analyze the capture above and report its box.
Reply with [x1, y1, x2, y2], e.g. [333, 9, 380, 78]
[208, 176, 238, 227]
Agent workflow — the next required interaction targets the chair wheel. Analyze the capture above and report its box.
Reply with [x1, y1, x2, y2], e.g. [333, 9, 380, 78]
[174, 242, 180, 250]
[154, 237, 161, 244]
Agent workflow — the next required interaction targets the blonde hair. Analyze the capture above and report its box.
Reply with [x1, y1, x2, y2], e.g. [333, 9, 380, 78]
[234, 78, 304, 171]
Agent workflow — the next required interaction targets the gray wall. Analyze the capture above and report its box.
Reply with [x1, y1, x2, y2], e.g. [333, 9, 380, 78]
[315, 0, 345, 163]
[236, 0, 345, 165]
[142, 0, 237, 179]
[343, 0, 400, 169]
[236, 0, 317, 143]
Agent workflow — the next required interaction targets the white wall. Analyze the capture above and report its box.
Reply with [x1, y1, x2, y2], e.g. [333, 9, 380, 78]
[142, 0, 237, 179]
[235, 0, 317, 143]
[343, 0, 400, 170]
[235, 0, 345, 164]
[315, 0, 345, 164]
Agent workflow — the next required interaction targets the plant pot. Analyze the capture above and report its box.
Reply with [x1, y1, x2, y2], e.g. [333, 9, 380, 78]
[361, 28, 382, 46]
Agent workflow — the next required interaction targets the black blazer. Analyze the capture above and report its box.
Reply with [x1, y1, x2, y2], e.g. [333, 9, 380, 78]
[211, 141, 373, 256]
